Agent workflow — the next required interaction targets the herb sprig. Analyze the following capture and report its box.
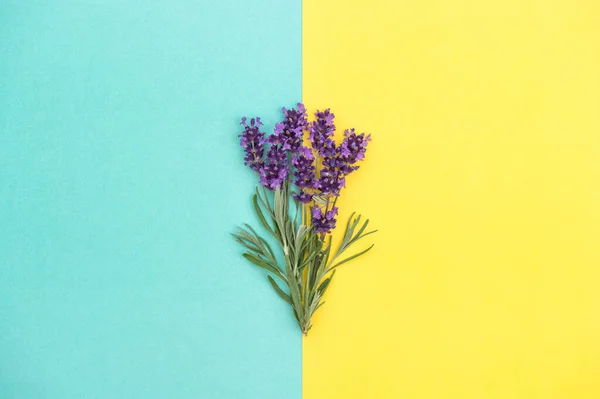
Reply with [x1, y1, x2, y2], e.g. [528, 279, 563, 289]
[234, 104, 375, 335]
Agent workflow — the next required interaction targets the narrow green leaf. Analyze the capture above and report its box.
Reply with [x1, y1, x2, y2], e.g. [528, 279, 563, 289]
[328, 244, 374, 271]
[256, 187, 274, 216]
[295, 224, 307, 249]
[243, 223, 262, 240]
[299, 246, 321, 270]
[257, 236, 277, 263]
[317, 270, 336, 296]
[233, 238, 261, 253]
[253, 194, 274, 235]
[342, 212, 356, 239]
[292, 306, 303, 328]
[285, 260, 304, 321]
[232, 232, 263, 252]
[293, 199, 301, 227]
[307, 241, 331, 305]
[235, 227, 259, 245]
[349, 229, 378, 245]
[354, 218, 370, 240]
[313, 195, 328, 206]
[242, 252, 283, 279]
[267, 275, 292, 305]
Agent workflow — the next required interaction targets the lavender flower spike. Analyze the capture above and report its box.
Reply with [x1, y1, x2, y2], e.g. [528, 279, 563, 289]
[311, 205, 338, 234]
[239, 117, 266, 172]
[316, 167, 345, 197]
[309, 108, 336, 157]
[259, 124, 289, 190]
[281, 103, 308, 151]
[338, 128, 371, 175]
[259, 145, 288, 190]
[292, 146, 317, 203]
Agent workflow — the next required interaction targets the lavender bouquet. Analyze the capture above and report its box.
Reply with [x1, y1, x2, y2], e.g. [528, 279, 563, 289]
[233, 103, 376, 335]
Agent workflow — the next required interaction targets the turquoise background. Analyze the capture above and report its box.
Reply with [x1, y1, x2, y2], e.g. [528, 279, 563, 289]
[0, 1, 301, 398]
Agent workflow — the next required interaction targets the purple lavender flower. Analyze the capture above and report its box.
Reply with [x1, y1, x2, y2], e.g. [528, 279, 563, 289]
[259, 143, 288, 190]
[316, 166, 345, 197]
[292, 146, 316, 189]
[280, 103, 308, 151]
[311, 205, 338, 234]
[319, 137, 337, 159]
[241, 107, 370, 199]
[293, 191, 313, 203]
[322, 146, 359, 176]
[239, 117, 265, 172]
[338, 128, 371, 170]
[267, 123, 292, 150]
[291, 146, 316, 203]
[309, 109, 335, 155]
[318, 128, 372, 178]
[321, 147, 344, 169]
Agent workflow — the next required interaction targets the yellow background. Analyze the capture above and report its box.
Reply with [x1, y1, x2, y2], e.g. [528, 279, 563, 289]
[302, 1, 600, 398]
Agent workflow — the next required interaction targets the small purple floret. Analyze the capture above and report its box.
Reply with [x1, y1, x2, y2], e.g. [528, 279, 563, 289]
[292, 146, 316, 189]
[311, 205, 338, 234]
[259, 143, 288, 190]
[281, 103, 308, 151]
[239, 116, 265, 172]
[293, 191, 313, 203]
[316, 167, 345, 197]
[337, 128, 371, 175]
[309, 109, 335, 156]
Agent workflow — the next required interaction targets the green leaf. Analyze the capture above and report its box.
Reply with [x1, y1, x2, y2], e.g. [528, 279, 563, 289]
[253, 194, 275, 235]
[257, 236, 276, 262]
[299, 245, 322, 270]
[234, 226, 280, 266]
[235, 227, 260, 246]
[285, 259, 305, 321]
[292, 306, 303, 327]
[353, 229, 378, 243]
[354, 218, 370, 240]
[313, 195, 328, 206]
[293, 198, 301, 227]
[328, 244, 375, 271]
[317, 270, 336, 296]
[267, 275, 292, 305]
[329, 212, 357, 263]
[232, 235, 261, 253]
[273, 187, 285, 232]
[243, 223, 263, 240]
[242, 252, 284, 279]
[344, 212, 358, 238]
[306, 240, 331, 306]
[256, 187, 274, 216]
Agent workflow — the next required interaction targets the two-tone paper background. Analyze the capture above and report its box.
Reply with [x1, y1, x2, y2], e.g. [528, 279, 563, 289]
[2, 1, 599, 398]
